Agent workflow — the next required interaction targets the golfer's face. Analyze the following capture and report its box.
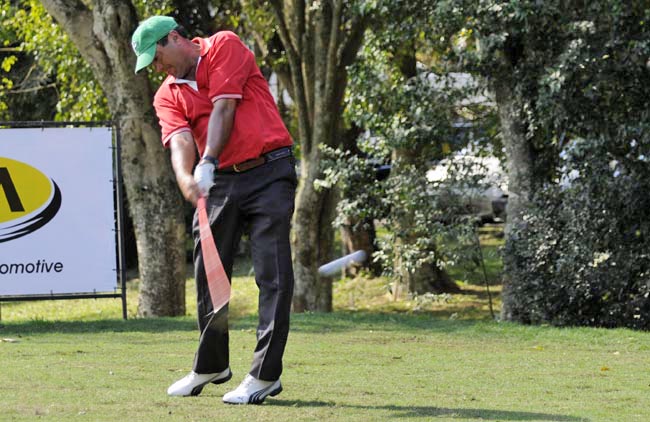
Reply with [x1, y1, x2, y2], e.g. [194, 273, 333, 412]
[152, 34, 188, 78]
[152, 43, 178, 76]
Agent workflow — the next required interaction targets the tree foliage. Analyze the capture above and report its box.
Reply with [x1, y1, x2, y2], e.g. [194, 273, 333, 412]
[429, 0, 650, 328]
[0, 0, 177, 122]
[322, 1, 499, 295]
[506, 136, 650, 329]
[1, 0, 109, 121]
[500, 1, 650, 329]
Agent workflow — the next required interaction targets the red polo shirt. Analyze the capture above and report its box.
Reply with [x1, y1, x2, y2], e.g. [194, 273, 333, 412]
[153, 31, 292, 168]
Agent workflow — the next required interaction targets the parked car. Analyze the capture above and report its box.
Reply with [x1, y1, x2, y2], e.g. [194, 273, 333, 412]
[426, 153, 508, 224]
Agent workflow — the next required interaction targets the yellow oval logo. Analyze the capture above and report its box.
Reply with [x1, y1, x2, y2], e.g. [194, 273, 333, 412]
[0, 157, 61, 242]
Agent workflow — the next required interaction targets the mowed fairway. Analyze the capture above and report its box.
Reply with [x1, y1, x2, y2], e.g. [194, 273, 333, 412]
[1, 270, 649, 422]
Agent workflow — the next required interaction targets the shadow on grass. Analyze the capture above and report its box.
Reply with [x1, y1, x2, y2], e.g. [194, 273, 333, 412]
[0, 317, 197, 335]
[272, 311, 499, 334]
[0, 311, 505, 336]
[268, 399, 589, 421]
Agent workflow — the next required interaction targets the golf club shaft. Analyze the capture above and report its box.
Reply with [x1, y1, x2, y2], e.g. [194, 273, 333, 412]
[197, 196, 230, 313]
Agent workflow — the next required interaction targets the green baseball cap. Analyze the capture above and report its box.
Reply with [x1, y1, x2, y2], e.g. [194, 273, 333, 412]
[131, 16, 178, 73]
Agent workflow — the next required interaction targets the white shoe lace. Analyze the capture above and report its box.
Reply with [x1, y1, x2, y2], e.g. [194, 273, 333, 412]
[238, 374, 256, 390]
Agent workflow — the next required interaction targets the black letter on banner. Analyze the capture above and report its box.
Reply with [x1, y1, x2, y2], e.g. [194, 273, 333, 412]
[0, 167, 25, 212]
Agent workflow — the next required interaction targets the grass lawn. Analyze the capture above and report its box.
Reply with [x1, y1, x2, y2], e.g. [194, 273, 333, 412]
[1, 232, 649, 422]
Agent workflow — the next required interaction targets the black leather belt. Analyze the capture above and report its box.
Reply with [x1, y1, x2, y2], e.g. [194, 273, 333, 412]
[219, 147, 292, 173]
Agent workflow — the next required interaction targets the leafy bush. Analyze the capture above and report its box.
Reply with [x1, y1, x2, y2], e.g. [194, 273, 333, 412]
[504, 136, 650, 329]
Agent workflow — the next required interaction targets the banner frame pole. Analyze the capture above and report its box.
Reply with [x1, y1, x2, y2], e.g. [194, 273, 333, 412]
[113, 123, 128, 320]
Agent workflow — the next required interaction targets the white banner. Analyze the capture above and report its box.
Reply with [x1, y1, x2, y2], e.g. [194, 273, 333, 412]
[0, 127, 117, 295]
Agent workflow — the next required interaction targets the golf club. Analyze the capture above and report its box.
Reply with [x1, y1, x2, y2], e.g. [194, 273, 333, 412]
[197, 196, 230, 314]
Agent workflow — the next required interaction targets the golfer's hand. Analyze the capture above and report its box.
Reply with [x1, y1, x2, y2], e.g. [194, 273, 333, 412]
[193, 160, 215, 197]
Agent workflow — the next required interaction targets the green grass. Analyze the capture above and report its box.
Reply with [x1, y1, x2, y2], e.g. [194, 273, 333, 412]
[443, 224, 505, 287]
[1, 235, 649, 421]
[1, 310, 649, 421]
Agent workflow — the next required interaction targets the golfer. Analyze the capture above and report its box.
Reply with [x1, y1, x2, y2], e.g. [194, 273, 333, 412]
[131, 16, 296, 405]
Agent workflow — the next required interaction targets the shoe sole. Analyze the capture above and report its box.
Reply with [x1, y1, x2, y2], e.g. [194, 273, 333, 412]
[188, 370, 233, 397]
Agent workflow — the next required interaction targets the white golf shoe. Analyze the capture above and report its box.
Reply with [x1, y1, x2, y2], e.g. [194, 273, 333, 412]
[222, 374, 282, 404]
[167, 368, 232, 397]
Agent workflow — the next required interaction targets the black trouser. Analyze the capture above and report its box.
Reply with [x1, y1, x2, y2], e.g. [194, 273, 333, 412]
[191, 155, 296, 381]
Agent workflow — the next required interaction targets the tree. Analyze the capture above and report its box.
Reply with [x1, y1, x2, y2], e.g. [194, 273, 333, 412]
[0, 0, 104, 121]
[497, 1, 650, 329]
[431, 0, 573, 318]
[38, 0, 187, 316]
[0, 38, 58, 121]
[242, 0, 371, 311]
[329, 0, 500, 296]
[435, 0, 650, 327]
[369, 4, 460, 295]
[340, 34, 477, 296]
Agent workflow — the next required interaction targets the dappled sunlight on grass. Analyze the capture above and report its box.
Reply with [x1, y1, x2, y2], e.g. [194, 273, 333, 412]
[333, 275, 501, 320]
[332, 223, 503, 320]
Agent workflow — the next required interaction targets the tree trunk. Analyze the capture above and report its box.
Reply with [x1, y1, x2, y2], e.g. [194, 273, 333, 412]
[291, 153, 335, 311]
[264, 0, 368, 312]
[493, 78, 535, 321]
[41, 0, 187, 316]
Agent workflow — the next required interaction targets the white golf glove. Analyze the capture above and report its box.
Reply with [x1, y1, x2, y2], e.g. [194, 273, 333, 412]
[193, 160, 216, 197]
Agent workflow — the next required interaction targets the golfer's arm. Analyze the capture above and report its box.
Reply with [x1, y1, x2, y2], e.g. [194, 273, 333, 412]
[169, 131, 200, 206]
[203, 98, 237, 161]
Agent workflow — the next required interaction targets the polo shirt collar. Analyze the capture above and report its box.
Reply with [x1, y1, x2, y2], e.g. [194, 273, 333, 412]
[194, 37, 212, 58]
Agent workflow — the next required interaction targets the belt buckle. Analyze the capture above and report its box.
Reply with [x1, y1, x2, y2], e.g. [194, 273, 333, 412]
[233, 163, 242, 173]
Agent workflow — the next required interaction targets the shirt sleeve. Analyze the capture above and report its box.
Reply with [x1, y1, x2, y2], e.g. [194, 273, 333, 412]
[206, 34, 253, 103]
[153, 88, 192, 148]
